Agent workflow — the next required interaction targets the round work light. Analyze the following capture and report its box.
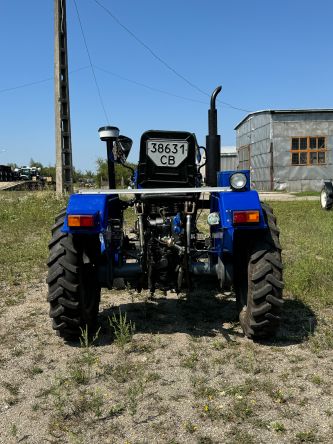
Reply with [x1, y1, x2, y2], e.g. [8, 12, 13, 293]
[230, 172, 247, 190]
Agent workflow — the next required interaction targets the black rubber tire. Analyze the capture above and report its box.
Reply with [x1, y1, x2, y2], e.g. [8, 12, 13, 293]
[234, 203, 284, 339]
[320, 182, 333, 210]
[46, 210, 101, 339]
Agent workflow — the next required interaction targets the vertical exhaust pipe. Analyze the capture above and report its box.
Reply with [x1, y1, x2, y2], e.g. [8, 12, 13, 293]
[206, 86, 222, 186]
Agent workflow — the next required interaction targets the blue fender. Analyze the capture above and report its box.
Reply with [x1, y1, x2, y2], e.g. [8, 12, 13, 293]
[62, 193, 120, 234]
[210, 170, 267, 254]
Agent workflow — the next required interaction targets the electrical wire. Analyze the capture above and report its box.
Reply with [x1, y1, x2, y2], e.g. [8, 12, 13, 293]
[92, 0, 208, 97]
[94, 65, 208, 105]
[0, 77, 53, 94]
[73, 0, 110, 124]
[92, 0, 252, 113]
[0, 66, 89, 95]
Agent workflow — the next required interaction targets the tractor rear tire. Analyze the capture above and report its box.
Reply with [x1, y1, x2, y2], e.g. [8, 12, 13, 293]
[234, 203, 283, 339]
[47, 210, 101, 339]
[320, 182, 333, 210]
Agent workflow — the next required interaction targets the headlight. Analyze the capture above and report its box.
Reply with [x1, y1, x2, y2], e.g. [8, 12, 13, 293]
[207, 212, 220, 226]
[230, 172, 247, 190]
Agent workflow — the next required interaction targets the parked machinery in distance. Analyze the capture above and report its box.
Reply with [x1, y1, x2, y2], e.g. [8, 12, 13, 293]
[16, 166, 41, 181]
[0, 165, 14, 181]
[320, 182, 333, 210]
[47, 86, 284, 341]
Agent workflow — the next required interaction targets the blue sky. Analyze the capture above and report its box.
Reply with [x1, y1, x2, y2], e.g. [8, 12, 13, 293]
[1, 0, 333, 171]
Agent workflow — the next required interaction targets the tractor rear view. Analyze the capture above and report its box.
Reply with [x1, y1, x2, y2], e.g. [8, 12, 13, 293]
[47, 86, 283, 340]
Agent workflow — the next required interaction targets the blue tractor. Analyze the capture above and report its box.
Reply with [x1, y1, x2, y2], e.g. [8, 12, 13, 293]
[47, 87, 283, 340]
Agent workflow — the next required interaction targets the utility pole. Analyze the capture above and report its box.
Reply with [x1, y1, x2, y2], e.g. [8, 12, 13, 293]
[54, 0, 73, 194]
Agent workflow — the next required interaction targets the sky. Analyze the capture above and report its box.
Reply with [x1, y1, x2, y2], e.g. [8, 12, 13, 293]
[1, 0, 333, 172]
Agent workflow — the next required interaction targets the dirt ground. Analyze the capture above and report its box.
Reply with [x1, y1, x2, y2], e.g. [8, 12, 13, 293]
[0, 275, 332, 444]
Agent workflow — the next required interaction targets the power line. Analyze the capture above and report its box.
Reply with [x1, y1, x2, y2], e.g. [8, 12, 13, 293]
[73, 0, 110, 123]
[0, 63, 251, 114]
[0, 66, 89, 94]
[0, 77, 53, 94]
[217, 99, 252, 113]
[92, 0, 252, 113]
[92, 0, 208, 97]
[0, 3, 251, 114]
[94, 65, 208, 105]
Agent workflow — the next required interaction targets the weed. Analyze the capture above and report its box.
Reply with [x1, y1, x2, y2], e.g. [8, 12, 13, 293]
[211, 339, 225, 350]
[295, 430, 317, 442]
[32, 403, 40, 412]
[109, 310, 135, 347]
[69, 366, 89, 385]
[3, 381, 20, 406]
[225, 380, 255, 397]
[227, 429, 256, 444]
[289, 354, 306, 364]
[11, 347, 24, 357]
[310, 375, 323, 385]
[192, 376, 217, 399]
[181, 351, 199, 369]
[184, 420, 197, 433]
[234, 350, 261, 374]
[146, 372, 161, 382]
[299, 398, 309, 407]
[87, 389, 104, 418]
[10, 423, 18, 437]
[271, 388, 288, 403]
[251, 417, 271, 429]
[270, 421, 286, 432]
[128, 339, 154, 354]
[308, 320, 333, 353]
[108, 404, 125, 418]
[27, 366, 43, 376]
[229, 397, 254, 419]
[127, 379, 145, 416]
[197, 437, 215, 444]
[79, 325, 101, 348]
[3, 381, 20, 397]
[112, 361, 144, 384]
[200, 403, 222, 421]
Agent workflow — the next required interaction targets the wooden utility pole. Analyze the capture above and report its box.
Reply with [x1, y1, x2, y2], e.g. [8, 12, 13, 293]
[54, 0, 73, 194]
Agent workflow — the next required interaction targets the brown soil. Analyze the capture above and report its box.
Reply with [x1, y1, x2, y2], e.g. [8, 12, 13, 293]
[0, 277, 332, 444]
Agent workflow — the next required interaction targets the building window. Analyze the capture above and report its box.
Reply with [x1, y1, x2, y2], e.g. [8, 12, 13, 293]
[238, 145, 250, 169]
[291, 136, 326, 165]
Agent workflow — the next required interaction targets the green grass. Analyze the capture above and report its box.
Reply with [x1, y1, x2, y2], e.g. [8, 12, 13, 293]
[0, 191, 67, 290]
[291, 191, 320, 197]
[271, 201, 333, 309]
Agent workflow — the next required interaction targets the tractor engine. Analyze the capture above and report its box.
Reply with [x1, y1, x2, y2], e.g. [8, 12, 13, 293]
[136, 130, 200, 293]
[141, 199, 196, 292]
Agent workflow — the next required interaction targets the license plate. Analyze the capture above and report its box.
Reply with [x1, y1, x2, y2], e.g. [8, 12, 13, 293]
[147, 140, 188, 167]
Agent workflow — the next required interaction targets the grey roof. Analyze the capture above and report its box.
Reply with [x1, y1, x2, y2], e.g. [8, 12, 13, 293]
[221, 146, 236, 155]
[234, 109, 333, 130]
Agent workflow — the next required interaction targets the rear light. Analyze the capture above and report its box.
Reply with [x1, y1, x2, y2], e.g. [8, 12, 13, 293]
[67, 215, 95, 227]
[233, 210, 260, 225]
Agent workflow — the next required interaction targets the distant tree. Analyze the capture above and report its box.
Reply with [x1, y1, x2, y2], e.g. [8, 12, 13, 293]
[96, 157, 108, 187]
[84, 170, 95, 179]
[96, 158, 136, 188]
[72, 167, 82, 183]
[29, 158, 43, 169]
[43, 165, 56, 179]
[7, 162, 18, 169]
